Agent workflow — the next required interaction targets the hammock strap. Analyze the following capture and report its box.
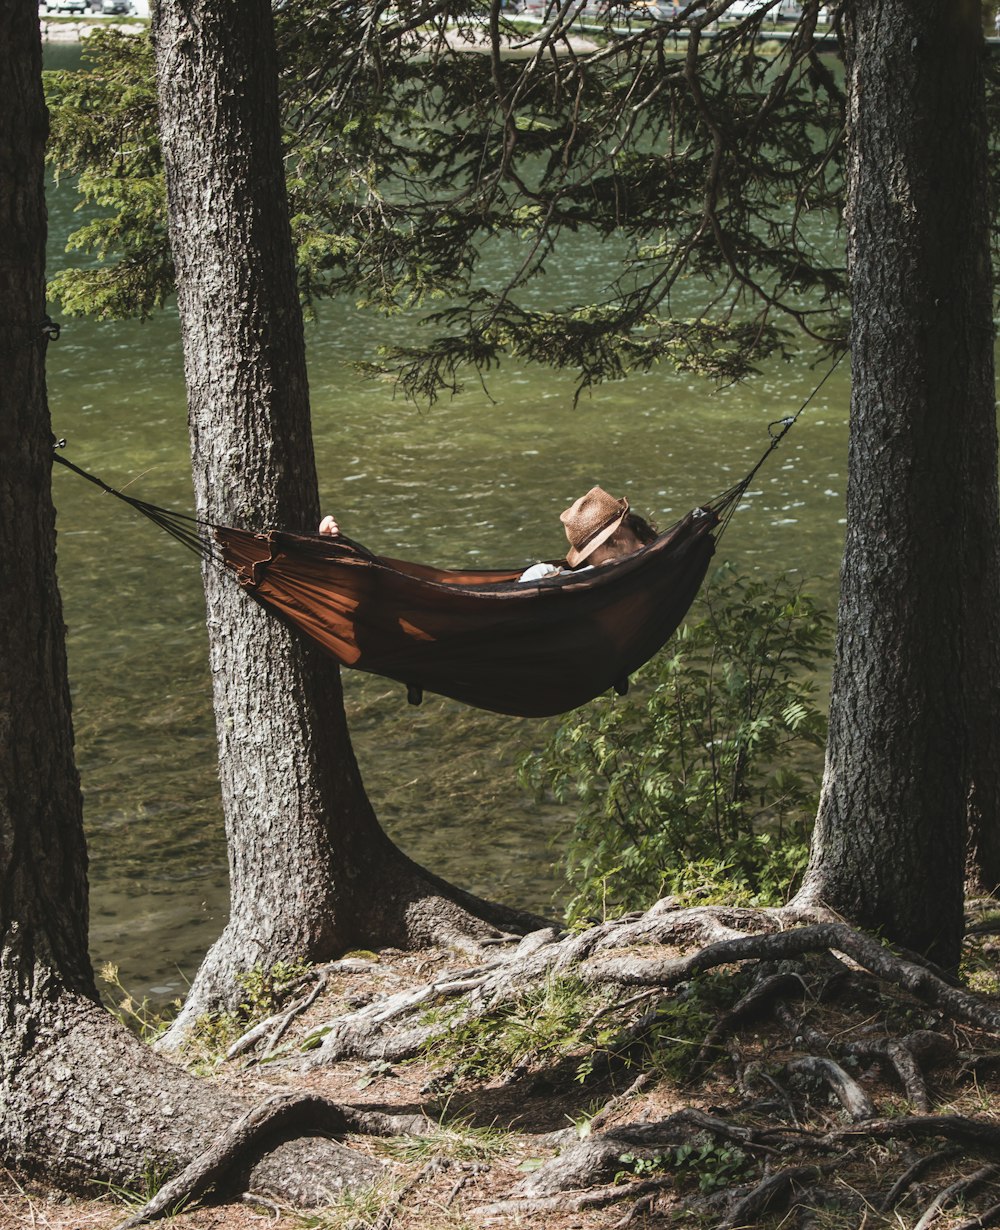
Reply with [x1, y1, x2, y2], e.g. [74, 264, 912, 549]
[706, 350, 847, 541]
[52, 445, 217, 562]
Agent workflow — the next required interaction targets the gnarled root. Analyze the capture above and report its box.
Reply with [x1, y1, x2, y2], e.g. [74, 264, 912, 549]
[263, 899, 1000, 1227]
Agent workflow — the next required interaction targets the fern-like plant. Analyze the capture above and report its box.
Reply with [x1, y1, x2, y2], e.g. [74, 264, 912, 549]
[523, 564, 831, 922]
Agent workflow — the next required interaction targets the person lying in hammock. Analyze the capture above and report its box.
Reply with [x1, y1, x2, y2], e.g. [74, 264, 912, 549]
[516, 486, 657, 582]
[318, 485, 656, 582]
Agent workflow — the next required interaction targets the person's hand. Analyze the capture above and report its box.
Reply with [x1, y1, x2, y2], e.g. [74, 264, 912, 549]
[318, 515, 341, 536]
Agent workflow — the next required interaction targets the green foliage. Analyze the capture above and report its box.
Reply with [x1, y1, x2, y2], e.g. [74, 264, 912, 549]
[100, 962, 178, 1042]
[633, 968, 746, 1080]
[616, 1136, 755, 1191]
[421, 974, 620, 1087]
[277, 0, 849, 397]
[190, 957, 312, 1058]
[421, 966, 743, 1091]
[43, 5, 1000, 402]
[523, 565, 830, 923]
[45, 29, 172, 319]
[44, 5, 849, 393]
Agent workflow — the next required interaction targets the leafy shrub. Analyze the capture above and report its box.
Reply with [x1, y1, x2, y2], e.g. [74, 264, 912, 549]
[523, 565, 831, 922]
[617, 1137, 756, 1191]
[421, 968, 749, 1092]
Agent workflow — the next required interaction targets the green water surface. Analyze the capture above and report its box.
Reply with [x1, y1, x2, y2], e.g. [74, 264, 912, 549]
[43, 44, 851, 1003]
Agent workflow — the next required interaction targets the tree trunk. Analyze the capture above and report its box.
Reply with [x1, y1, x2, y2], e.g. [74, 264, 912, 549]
[151, 0, 544, 1042]
[0, 1, 379, 1202]
[0, 0, 93, 1015]
[797, 0, 999, 966]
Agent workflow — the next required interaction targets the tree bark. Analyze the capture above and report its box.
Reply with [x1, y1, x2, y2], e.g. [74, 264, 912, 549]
[150, 0, 543, 1042]
[0, 0, 93, 1015]
[797, 0, 1000, 965]
[0, 1, 380, 1202]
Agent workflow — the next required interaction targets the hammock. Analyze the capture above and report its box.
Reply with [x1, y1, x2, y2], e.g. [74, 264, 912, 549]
[52, 419, 791, 718]
[211, 507, 719, 718]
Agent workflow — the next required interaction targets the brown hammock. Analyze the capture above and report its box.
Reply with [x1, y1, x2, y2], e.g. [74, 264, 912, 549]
[212, 508, 719, 718]
[52, 444, 783, 717]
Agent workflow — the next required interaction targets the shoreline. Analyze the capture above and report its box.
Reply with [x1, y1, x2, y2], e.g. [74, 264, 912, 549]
[39, 16, 145, 41]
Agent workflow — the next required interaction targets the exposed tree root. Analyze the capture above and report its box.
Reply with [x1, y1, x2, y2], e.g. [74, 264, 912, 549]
[911, 1164, 1000, 1230]
[877, 1146, 962, 1212]
[510, 1109, 763, 1199]
[256, 898, 1000, 1228]
[476, 1174, 677, 1219]
[782, 1056, 876, 1121]
[955, 1199, 1000, 1230]
[695, 970, 808, 1071]
[115, 1092, 432, 1229]
[826, 1113, 1000, 1151]
[14, 900, 1000, 1226]
[157, 846, 552, 1054]
[226, 968, 337, 1062]
[288, 905, 990, 1073]
[715, 1160, 838, 1230]
[1, 991, 420, 1226]
[298, 904, 813, 1067]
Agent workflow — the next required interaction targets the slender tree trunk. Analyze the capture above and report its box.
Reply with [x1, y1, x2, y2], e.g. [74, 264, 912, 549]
[0, 1, 378, 1201]
[797, 0, 999, 966]
[151, 0, 544, 1041]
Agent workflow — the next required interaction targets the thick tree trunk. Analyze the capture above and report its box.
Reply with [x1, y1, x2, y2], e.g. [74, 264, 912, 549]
[151, 0, 543, 1042]
[0, 0, 92, 1012]
[0, 1, 379, 1202]
[797, 0, 1000, 966]
[4, 994, 380, 1201]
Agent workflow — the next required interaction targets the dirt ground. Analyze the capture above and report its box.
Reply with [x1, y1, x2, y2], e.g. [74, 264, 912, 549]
[1, 948, 643, 1230]
[6, 929, 1000, 1230]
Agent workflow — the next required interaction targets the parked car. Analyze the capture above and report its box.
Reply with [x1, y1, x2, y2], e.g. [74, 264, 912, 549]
[102, 0, 132, 11]
[42, 0, 90, 12]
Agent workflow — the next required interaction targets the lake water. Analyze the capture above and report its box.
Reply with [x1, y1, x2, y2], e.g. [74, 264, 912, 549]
[43, 42, 851, 1004]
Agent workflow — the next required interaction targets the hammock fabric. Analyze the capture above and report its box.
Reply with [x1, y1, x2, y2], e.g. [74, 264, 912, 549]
[213, 508, 719, 718]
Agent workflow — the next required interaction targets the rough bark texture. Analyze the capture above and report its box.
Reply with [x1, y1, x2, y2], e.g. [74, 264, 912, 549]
[151, 0, 542, 1041]
[0, 2, 380, 1202]
[5, 996, 381, 1201]
[948, 4, 1000, 897]
[797, 0, 1000, 966]
[0, 0, 92, 1006]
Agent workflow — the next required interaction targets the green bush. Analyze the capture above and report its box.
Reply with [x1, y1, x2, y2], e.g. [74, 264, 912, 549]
[523, 565, 831, 922]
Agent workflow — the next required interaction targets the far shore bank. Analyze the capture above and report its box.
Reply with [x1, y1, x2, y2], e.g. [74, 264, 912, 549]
[39, 16, 144, 41]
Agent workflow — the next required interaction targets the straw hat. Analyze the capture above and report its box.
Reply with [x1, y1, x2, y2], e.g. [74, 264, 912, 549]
[560, 486, 630, 568]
